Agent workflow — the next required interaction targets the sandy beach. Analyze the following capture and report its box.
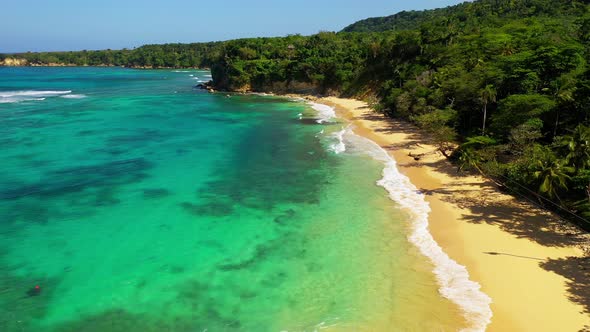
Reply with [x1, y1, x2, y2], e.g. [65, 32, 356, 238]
[317, 96, 590, 331]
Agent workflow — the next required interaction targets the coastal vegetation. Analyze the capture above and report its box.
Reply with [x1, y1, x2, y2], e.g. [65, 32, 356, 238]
[2, 0, 589, 228]
[0, 42, 221, 68]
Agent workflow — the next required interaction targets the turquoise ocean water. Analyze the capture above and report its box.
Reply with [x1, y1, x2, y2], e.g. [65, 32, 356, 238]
[0, 67, 474, 331]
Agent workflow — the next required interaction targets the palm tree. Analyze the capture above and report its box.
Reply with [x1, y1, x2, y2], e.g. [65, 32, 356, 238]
[533, 159, 574, 203]
[480, 84, 497, 135]
[457, 136, 497, 174]
[556, 124, 590, 169]
[458, 148, 482, 173]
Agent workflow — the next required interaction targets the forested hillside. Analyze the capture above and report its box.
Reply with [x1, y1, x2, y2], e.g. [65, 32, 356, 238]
[0, 42, 222, 68]
[342, 0, 587, 32]
[2, 0, 590, 227]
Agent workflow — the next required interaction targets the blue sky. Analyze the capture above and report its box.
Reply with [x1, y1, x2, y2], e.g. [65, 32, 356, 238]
[1, 0, 466, 53]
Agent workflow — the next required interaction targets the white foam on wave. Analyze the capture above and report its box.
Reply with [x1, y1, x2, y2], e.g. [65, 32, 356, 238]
[345, 131, 492, 332]
[204, 74, 212, 77]
[61, 94, 87, 99]
[309, 102, 336, 124]
[0, 90, 72, 98]
[0, 90, 71, 103]
[305, 99, 492, 330]
[0, 98, 44, 104]
[173, 70, 191, 73]
[328, 126, 350, 154]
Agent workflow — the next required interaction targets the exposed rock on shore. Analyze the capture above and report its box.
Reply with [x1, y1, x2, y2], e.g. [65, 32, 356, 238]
[195, 80, 216, 93]
[0, 58, 28, 66]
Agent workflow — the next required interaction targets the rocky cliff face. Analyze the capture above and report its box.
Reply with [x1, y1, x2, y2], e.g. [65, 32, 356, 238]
[0, 58, 28, 66]
[214, 78, 319, 95]
[211, 61, 321, 94]
[251, 80, 319, 94]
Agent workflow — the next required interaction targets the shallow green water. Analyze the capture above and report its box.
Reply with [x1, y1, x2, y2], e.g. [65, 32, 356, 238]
[0, 67, 463, 331]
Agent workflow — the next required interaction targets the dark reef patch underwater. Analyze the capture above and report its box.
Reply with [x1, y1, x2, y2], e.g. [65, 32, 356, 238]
[0, 67, 465, 331]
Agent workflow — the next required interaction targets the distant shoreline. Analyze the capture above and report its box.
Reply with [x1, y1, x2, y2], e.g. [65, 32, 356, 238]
[0, 60, 207, 70]
[299, 95, 589, 331]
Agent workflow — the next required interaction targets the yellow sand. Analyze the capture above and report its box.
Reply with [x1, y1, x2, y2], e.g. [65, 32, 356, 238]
[318, 96, 590, 332]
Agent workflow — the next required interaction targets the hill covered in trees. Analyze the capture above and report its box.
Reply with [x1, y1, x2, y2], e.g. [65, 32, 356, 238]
[0, 42, 222, 68]
[2, 0, 590, 228]
[341, 0, 587, 32]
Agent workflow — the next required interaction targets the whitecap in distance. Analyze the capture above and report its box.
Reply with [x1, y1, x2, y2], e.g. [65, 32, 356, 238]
[61, 94, 87, 99]
[0, 90, 72, 103]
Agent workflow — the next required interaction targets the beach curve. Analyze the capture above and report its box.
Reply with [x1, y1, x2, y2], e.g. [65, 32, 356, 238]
[314, 96, 590, 332]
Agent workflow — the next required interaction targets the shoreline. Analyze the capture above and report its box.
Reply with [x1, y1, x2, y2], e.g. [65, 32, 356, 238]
[0, 63, 208, 70]
[309, 96, 589, 331]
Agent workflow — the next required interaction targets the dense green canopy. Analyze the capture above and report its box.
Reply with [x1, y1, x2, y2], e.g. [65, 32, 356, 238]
[2, 42, 222, 68]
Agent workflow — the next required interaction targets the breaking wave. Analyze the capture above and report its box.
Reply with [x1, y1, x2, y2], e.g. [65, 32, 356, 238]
[328, 126, 350, 154]
[349, 132, 493, 332]
[61, 94, 87, 99]
[309, 102, 336, 124]
[310, 100, 493, 331]
[0, 90, 72, 103]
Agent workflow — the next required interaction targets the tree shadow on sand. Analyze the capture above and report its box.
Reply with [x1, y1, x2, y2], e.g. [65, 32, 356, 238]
[361, 112, 589, 248]
[423, 179, 588, 248]
[540, 256, 590, 319]
[419, 155, 589, 248]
